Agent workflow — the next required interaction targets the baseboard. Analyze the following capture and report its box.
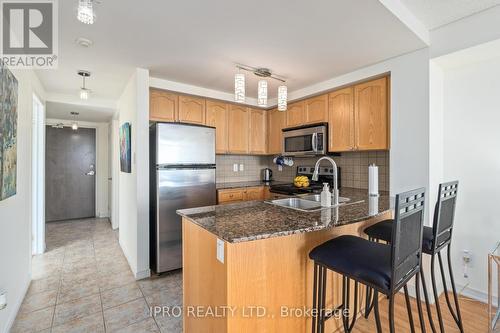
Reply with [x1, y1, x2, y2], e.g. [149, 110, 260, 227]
[135, 268, 151, 280]
[5, 276, 31, 333]
[455, 282, 496, 305]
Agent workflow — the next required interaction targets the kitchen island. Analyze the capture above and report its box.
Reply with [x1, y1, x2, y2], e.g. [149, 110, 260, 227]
[177, 188, 393, 332]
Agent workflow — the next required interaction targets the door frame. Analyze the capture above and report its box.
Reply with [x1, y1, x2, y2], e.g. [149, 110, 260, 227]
[32, 94, 45, 255]
[45, 118, 105, 220]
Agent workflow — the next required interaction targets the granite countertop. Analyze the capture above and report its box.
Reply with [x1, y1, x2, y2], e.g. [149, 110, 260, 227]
[216, 180, 287, 190]
[177, 187, 393, 243]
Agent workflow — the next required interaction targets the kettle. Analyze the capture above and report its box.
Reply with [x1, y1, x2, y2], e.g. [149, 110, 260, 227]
[262, 168, 273, 182]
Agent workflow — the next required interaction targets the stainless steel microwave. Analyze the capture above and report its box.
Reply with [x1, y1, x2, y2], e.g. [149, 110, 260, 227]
[282, 124, 327, 156]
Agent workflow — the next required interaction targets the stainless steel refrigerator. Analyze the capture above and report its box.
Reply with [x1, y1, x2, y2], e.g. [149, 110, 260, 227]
[150, 123, 216, 273]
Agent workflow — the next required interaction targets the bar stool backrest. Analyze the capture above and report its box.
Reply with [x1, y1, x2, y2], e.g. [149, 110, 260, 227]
[391, 188, 426, 292]
[432, 181, 459, 252]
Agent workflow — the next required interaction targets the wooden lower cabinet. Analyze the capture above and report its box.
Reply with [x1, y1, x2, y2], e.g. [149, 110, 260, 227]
[217, 186, 266, 204]
[182, 210, 392, 332]
[217, 189, 245, 204]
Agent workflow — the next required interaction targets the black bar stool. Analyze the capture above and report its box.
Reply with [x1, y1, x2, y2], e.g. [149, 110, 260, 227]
[364, 181, 463, 333]
[309, 188, 426, 333]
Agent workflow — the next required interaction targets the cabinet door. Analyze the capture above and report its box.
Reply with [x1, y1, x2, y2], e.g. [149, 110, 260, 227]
[228, 105, 249, 154]
[285, 101, 305, 128]
[206, 101, 229, 154]
[249, 109, 267, 154]
[267, 108, 285, 155]
[304, 94, 328, 124]
[218, 189, 245, 204]
[178, 95, 206, 125]
[354, 77, 388, 150]
[328, 88, 354, 152]
[244, 187, 264, 201]
[150, 90, 178, 122]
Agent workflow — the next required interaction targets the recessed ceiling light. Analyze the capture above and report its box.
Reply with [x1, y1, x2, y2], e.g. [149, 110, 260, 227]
[75, 37, 93, 48]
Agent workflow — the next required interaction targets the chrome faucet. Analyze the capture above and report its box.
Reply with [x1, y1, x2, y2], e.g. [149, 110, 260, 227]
[312, 156, 339, 206]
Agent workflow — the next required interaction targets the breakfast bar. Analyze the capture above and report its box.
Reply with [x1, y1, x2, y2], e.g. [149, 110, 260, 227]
[177, 188, 393, 332]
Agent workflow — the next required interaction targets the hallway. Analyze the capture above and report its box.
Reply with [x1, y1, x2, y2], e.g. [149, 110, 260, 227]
[11, 219, 182, 332]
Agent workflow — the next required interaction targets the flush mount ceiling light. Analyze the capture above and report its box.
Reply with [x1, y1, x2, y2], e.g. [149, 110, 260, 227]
[77, 0, 96, 25]
[234, 64, 287, 109]
[78, 70, 91, 100]
[70, 112, 80, 130]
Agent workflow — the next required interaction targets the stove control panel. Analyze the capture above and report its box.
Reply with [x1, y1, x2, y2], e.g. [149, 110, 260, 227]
[297, 166, 336, 176]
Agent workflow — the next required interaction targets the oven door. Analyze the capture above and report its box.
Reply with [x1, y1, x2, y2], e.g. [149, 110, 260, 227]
[283, 125, 326, 156]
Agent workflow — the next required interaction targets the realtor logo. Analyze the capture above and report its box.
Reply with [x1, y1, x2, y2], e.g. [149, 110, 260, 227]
[1, 0, 58, 68]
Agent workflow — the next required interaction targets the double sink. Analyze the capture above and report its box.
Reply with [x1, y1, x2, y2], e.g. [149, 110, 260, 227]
[267, 194, 355, 212]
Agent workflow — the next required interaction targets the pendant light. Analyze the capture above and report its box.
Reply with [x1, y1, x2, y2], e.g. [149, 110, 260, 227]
[234, 72, 245, 103]
[70, 112, 79, 130]
[278, 85, 287, 111]
[77, 0, 96, 25]
[78, 70, 91, 100]
[257, 80, 268, 107]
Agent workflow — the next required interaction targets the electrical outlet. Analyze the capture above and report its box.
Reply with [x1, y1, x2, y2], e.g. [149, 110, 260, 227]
[239, 164, 244, 171]
[462, 250, 471, 264]
[233, 163, 238, 172]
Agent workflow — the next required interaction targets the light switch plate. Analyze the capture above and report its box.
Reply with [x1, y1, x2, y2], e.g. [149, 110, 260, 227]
[233, 164, 238, 172]
[239, 164, 244, 171]
[216, 239, 224, 263]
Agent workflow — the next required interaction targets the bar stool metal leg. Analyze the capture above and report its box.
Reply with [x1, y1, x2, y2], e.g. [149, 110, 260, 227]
[431, 254, 446, 333]
[420, 267, 438, 333]
[415, 273, 427, 333]
[341, 278, 359, 332]
[312, 263, 319, 333]
[389, 295, 395, 333]
[373, 290, 383, 333]
[437, 246, 464, 332]
[364, 236, 375, 319]
[404, 285, 416, 333]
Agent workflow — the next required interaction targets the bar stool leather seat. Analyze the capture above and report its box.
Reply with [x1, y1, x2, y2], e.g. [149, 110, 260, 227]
[309, 235, 392, 292]
[365, 221, 451, 254]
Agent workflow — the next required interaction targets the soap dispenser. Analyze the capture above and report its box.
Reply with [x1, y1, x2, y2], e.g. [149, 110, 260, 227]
[321, 183, 332, 207]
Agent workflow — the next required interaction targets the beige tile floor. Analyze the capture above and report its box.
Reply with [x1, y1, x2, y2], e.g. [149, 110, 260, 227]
[11, 218, 183, 333]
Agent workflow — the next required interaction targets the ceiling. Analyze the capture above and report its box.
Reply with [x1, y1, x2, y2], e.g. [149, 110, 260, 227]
[401, 0, 500, 30]
[46, 101, 114, 122]
[36, 0, 428, 104]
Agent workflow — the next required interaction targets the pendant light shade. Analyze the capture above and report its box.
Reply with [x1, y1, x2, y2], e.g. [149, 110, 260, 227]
[80, 88, 90, 100]
[278, 85, 287, 111]
[257, 80, 268, 107]
[234, 73, 245, 103]
[77, 0, 95, 25]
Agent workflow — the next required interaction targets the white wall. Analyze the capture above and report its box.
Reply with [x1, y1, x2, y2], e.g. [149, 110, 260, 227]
[0, 69, 46, 333]
[117, 68, 150, 279]
[110, 116, 120, 229]
[45, 119, 110, 218]
[440, 56, 500, 302]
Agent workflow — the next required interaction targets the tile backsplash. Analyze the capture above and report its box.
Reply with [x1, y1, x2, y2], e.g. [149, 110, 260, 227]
[216, 151, 390, 191]
[216, 155, 269, 183]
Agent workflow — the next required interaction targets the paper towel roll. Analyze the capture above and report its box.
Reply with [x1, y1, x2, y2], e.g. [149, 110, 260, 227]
[368, 164, 379, 196]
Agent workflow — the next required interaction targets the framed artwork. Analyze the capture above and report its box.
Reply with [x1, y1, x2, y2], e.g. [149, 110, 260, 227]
[119, 122, 131, 173]
[0, 62, 19, 201]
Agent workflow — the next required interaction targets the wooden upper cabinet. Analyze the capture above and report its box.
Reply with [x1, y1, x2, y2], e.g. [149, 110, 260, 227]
[249, 109, 267, 155]
[150, 89, 178, 122]
[285, 101, 305, 128]
[206, 100, 229, 154]
[304, 94, 328, 124]
[178, 95, 206, 125]
[354, 77, 389, 150]
[328, 87, 355, 152]
[267, 108, 285, 155]
[228, 105, 249, 154]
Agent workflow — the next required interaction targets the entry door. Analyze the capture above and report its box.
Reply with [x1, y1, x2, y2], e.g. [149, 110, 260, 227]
[45, 126, 96, 222]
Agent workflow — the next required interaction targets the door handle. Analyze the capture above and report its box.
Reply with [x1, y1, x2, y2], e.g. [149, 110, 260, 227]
[85, 170, 95, 176]
[311, 133, 318, 152]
